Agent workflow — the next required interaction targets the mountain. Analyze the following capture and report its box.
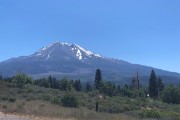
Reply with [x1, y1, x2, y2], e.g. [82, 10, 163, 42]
[0, 41, 180, 85]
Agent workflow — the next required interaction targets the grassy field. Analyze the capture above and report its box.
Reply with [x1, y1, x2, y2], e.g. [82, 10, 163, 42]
[0, 80, 179, 120]
[1, 101, 136, 120]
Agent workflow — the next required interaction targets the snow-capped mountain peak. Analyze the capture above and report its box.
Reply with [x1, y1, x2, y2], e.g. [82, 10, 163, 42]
[34, 41, 103, 61]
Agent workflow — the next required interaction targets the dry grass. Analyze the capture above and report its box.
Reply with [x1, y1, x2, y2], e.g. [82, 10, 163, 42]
[1, 100, 136, 120]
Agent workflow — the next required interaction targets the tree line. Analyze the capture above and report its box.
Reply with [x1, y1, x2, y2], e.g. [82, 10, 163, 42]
[0, 69, 179, 104]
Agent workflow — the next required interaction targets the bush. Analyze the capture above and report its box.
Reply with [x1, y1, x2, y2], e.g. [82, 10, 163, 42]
[3, 105, 7, 109]
[51, 97, 61, 104]
[41, 94, 52, 101]
[162, 111, 180, 120]
[140, 110, 161, 119]
[25, 84, 34, 93]
[13, 74, 32, 88]
[8, 97, 16, 103]
[61, 92, 79, 107]
[1, 96, 9, 101]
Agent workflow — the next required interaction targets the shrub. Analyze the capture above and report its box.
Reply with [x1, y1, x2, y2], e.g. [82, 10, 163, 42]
[13, 74, 32, 88]
[1, 96, 9, 101]
[25, 84, 34, 93]
[51, 97, 61, 104]
[3, 105, 7, 109]
[9, 97, 16, 103]
[61, 92, 79, 107]
[140, 110, 161, 119]
[17, 103, 25, 112]
[41, 94, 52, 101]
[162, 111, 180, 120]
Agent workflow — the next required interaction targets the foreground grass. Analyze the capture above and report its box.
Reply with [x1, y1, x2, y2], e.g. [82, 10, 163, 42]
[1, 100, 136, 120]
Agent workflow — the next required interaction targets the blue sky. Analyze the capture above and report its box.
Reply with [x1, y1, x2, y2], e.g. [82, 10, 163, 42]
[0, 0, 180, 73]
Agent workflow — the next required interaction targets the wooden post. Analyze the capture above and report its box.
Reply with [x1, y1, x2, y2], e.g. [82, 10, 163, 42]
[96, 102, 99, 112]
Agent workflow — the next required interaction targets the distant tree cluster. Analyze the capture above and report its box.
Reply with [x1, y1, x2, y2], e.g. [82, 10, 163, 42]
[11, 74, 32, 88]
[34, 76, 82, 92]
[161, 85, 180, 104]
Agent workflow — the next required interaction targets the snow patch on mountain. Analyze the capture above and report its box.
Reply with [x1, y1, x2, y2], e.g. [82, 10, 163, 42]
[46, 48, 55, 60]
[76, 49, 83, 60]
[37, 41, 72, 54]
[75, 44, 102, 58]
[71, 48, 75, 51]
[76, 45, 93, 56]
[46, 54, 50, 60]
[60, 42, 72, 46]
[37, 53, 42, 56]
[94, 54, 102, 57]
[42, 42, 55, 51]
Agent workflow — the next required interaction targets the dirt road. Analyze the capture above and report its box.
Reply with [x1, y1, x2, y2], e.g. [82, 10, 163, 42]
[0, 112, 75, 120]
[0, 112, 32, 120]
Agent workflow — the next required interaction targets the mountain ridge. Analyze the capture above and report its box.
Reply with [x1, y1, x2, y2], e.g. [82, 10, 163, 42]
[0, 41, 180, 85]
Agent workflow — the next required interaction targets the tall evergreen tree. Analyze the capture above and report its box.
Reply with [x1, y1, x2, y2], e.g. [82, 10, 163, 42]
[149, 69, 158, 99]
[94, 69, 103, 90]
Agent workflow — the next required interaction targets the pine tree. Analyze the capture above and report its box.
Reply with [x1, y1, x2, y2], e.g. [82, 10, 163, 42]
[94, 69, 103, 90]
[149, 69, 158, 99]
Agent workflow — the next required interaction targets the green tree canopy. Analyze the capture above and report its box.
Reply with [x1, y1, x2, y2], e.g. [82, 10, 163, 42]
[13, 73, 32, 88]
[94, 69, 103, 91]
[149, 69, 158, 99]
[161, 85, 180, 104]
